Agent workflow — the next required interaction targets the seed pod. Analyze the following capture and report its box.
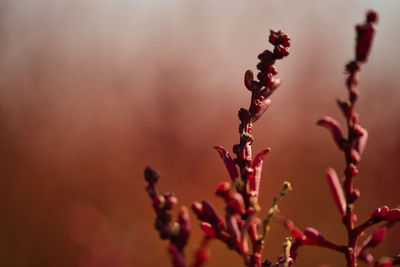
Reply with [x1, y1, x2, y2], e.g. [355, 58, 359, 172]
[244, 70, 254, 91]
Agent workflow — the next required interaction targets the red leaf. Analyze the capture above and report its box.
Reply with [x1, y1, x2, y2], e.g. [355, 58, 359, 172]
[250, 148, 271, 198]
[214, 146, 239, 182]
[317, 116, 345, 150]
[326, 168, 346, 217]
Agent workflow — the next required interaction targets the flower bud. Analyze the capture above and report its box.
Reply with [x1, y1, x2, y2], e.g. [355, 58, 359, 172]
[367, 10, 378, 23]
[345, 163, 358, 178]
[382, 208, 400, 221]
[244, 70, 254, 90]
[354, 125, 365, 137]
[350, 189, 360, 202]
[269, 78, 281, 90]
[369, 227, 387, 247]
[258, 50, 275, 65]
[370, 206, 389, 220]
[273, 45, 289, 59]
[269, 30, 280, 45]
[350, 149, 361, 164]
[153, 195, 166, 210]
[215, 182, 230, 196]
[267, 65, 278, 75]
[356, 23, 375, 62]
[304, 227, 324, 242]
[144, 166, 160, 184]
[354, 127, 368, 155]
[281, 34, 291, 48]
[164, 193, 178, 210]
[192, 202, 203, 218]
[201, 201, 220, 226]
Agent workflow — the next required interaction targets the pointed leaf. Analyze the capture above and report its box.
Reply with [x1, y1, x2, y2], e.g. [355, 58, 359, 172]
[249, 148, 271, 198]
[214, 146, 239, 181]
[317, 116, 345, 150]
[326, 168, 346, 217]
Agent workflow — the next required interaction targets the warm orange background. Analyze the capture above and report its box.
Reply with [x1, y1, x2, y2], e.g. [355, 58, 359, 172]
[0, 1, 399, 266]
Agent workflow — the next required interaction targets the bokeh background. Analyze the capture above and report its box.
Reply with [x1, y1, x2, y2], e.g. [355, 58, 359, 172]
[0, 1, 399, 266]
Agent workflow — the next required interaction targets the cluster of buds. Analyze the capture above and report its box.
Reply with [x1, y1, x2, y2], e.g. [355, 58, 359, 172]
[243, 30, 290, 124]
[284, 10, 399, 267]
[144, 167, 191, 267]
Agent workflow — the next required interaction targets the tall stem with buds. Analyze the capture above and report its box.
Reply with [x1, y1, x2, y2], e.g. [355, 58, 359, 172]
[284, 10, 400, 267]
[193, 29, 292, 267]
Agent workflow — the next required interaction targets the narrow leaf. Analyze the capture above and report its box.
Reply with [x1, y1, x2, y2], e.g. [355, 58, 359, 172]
[214, 146, 239, 181]
[317, 116, 345, 150]
[250, 147, 271, 197]
[326, 168, 346, 217]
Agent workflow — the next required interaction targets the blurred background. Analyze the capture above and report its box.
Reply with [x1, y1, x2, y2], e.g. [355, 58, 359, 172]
[0, 0, 399, 266]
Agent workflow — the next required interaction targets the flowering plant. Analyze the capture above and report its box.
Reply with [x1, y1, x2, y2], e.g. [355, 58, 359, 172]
[144, 10, 399, 267]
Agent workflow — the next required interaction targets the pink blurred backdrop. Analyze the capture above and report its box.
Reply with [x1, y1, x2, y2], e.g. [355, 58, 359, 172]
[0, 1, 399, 266]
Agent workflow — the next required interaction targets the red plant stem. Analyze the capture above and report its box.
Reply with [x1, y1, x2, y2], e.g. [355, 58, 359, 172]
[343, 74, 358, 267]
[306, 239, 347, 254]
[341, 10, 378, 267]
[284, 11, 381, 267]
